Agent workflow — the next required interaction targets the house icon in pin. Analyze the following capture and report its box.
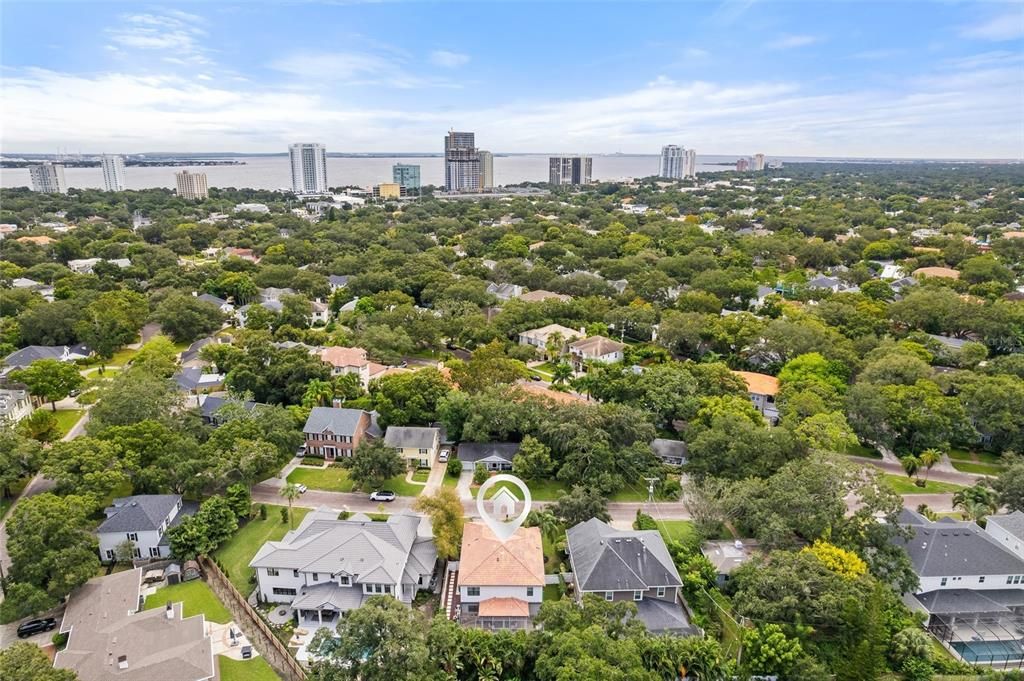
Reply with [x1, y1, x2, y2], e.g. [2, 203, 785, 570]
[491, 487, 519, 520]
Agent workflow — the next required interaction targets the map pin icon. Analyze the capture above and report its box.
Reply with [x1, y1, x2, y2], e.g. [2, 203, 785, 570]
[476, 474, 532, 543]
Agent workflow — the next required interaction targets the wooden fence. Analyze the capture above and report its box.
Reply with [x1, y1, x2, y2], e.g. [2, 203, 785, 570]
[199, 556, 307, 681]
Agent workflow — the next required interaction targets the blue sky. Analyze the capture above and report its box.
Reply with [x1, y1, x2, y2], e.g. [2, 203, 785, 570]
[2, 1, 1022, 157]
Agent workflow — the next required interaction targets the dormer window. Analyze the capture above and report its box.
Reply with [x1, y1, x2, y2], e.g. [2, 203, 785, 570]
[339, 575, 350, 586]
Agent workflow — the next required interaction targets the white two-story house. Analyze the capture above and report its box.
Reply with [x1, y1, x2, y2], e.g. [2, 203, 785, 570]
[456, 522, 544, 630]
[250, 508, 437, 630]
[97, 495, 197, 562]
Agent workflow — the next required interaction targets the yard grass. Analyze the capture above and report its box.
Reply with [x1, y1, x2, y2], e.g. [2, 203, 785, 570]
[481, 478, 569, 502]
[411, 469, 431, 483]
[947, 448, 974, 461]
[710, 590, 743, 659]
[214, 505, 311, 594]
[441, 464, 461, 488]
[542, 583, 564, 602]
[541, 525, 567, 574]
[951, 461, 1003, 476]
[378, 473, 424, 497]
[609, 486, 656, 502]
[143, 579, 232, 624]
[883, 475, 966, 495]
[845, 441, 882, 459]
[53, 408, 84, 436]
[287, 466, 354, 492]
[655, 520, 697, 546]
[218, 656, 280, 681]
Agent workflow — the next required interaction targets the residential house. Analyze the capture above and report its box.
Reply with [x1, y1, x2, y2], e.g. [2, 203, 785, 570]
[985, 512, 1024, 560]
[568, 335, 625, 372]
[516, 323, 581, 358]
[259, 286, 296, 302]
[173, 367, 226, 398]
[487, 282, 524, 301]
[896, 509, 1024, 664]
[2, 343, 90, 375]
[195, 394, 263, 425]
[566, 518, 698, 635]
[250, 508, 437, 630]
[456, 522, 544, 630]
[732, 370, 780, 425]
[11, 276, 54, 300]
[458, 442, 520, 471]
[913, 266, 961, 280]
[67, 257, 131, 274]
[650, 438, 687, 466]
[752, 284, 776, 308]
[0, 381, 33, 424]
[384, 425, 440, 468]
[224, 247, 259, 263]
[311, 299, 331, 325]
[518, 289, 571, 303]
[54, 568, 216, 681]
[328, 275, 350, 292]
[880, 264, 906, 280]
[15, 235, 55, 246]
[97, 495, 198, 561]
[196, 292, 234, 314]
[320, 346, 390, 388]
[302, 407, 372, 459]
[701, 539, 760, 586]
[806, 275, 843, 293]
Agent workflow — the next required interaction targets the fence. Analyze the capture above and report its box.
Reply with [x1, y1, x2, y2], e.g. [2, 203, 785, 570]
[198, 556, 307, 681]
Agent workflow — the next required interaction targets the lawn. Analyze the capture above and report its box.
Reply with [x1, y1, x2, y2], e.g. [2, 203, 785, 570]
[411, 469, 430, 483]
[948, 448, 1004, 476]
[214, 505, 311, 594]
[951, 461, 1003, 476]
[845, 441, 882, 459]
[441, 465, 461, 488]
[654, 520, 697, 545]
[219, 656, 280, 681]
[378, 473, 424, 497]
[287, 466, 354, 492]
[883, 475, 966, 495]
[482, 478, 568, 502]
[542, 583, 564, 602]
[143, 580, 232, 624]
[53, 409, 84, 436]
[541, 525, 567, 574]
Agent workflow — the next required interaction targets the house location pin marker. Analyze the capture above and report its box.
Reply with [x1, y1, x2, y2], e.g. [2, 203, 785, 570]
[476, 474, 532, 543]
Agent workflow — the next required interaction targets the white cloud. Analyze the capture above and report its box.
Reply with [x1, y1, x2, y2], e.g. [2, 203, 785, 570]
[2, 53, 1020, 159]
[962, 11, 1024, 41]
[767, 34, 824, 50]
[270, 50, 462, 89]
[429, 50, 469, 68]
[105, 10, 212, 64]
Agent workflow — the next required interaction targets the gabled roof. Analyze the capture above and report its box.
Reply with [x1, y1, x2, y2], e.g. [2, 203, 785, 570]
[458, 522, 544, 587]
[517, 323, 581, 343]
[384, 426, 439, 449]
[173, 367, 224, 392]
[913, 266, 960, 280]
[320, 346, 369, 368]
[569, 335, 625, 357]
[519, 290, 571, 303]
[896, 509, 1024, 578]
[98, 495, 183, 533]
[458, 442, 521, 464]
[567, 518, 682, 592]
[197, 395, 262, 419]
[650, 438, 687, 461]
[987, 511, 1024, 543]
[329, 275, 350, 287]
[196, 293, 227, 307]
[303, 407, 368, 436]
[250, 507, 436, 586]
[3, 344, 90, 369]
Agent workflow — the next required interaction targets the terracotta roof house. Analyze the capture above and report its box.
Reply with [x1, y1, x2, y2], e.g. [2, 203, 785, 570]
[457, 522, 544, 630]
[732, 371, 780, 424]
[913, 266, 961, 280]
[519, 290, 571, 303]
[320, 346, 389, 388]
[515, 381, 588, 405]
[15, 235, 55, 245]
[566, 518, 698, 636]
[54, 568, 215, 681]
[569, 335, 626, 371]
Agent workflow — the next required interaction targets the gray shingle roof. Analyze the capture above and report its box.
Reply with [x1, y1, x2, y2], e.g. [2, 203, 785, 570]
[458, 442, 520, 464]
[3, 344, 90, 369]
[650, 438, 687, 463]
[987, 511, 1024, 543]
[98, 495, 183, 533]
[913, 588, 1024, 615]
[384, 426, 439, 449]
[567, 518, 682, 592]
[303, 407, 368, 436]
[632, 597, 698, 635]
[896, 509, 1024, 577]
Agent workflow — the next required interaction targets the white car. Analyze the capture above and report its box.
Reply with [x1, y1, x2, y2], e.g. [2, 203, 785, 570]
[438, 449, 450, 463]
[297, 484, 308, 494]
[369, 490, 396, 502]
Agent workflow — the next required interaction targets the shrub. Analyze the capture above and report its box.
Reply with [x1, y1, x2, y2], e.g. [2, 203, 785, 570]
[473, 462, 488, 485]
[280, 506, 289, 524]
[52, 632, 68, 650]
[633, 510, 658, 531]
[259, 504, 267, 520]
[447, 459, 463, 477]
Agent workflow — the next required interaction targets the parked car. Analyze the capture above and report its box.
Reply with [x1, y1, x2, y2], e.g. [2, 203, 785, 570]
[17, 618, 56, 638]
[241, 645, 253, 660]
[295, 445, 307, 458]
[438, 449, 450, 463]
[296, 484, 308, 494]
[369, 490, 396, 502]
[530, 374, 542, 381]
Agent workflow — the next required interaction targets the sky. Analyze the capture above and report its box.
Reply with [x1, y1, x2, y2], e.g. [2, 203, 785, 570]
[1, 0, 1022, 158]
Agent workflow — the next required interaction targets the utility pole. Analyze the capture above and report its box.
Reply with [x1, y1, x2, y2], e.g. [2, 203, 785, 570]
[644, 477, 659, 503]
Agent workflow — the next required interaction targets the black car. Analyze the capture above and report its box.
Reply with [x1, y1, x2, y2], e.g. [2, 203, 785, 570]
[17, 617, 56, 638]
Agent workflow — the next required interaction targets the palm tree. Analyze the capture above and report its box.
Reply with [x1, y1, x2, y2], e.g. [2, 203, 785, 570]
[545, 332, 565, 361]
[901, 454, 922, 485]
[919, 448, 942, 484]
[551, 362, 573, 385]
[953, 483, 1000, 521]
[280, 483, 300, 529]
[531, 509, 562, 549]
[302, 379, 335, 408]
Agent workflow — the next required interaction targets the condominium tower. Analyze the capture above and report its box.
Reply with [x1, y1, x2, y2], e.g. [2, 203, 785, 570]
[289, 143, 329, 194]
[659, 145, 684, 179]
[548, 156, 592, 186]
[683, 149, 697, 178]
[29, 162, 67, 194]
[100, 154, 127, 192]
[392, 163, 421, 193]
[478, 150, 494, 190]
[175, 170, 208, 200]
[753, 153, 766, 171]
[444, 130, 480, 192]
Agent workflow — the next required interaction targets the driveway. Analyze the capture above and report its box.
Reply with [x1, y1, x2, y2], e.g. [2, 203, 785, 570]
[0, 606, 64, 650]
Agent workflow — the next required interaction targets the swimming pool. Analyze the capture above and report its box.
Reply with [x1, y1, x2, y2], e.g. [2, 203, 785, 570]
[952, 639, 1024, 664]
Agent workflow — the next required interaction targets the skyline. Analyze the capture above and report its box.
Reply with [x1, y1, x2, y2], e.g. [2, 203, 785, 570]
[1, 1, 1023, 158]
